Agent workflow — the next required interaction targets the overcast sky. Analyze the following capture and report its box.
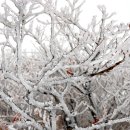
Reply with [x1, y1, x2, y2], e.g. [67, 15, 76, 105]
[79, 0, 130, 26]
[0, 0, 129, 25]
[0, 0, 130, 51]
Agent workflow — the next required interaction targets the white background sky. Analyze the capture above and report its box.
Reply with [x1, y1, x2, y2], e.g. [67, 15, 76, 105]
[80, 0, 130, 26]
[0, 0, 128, 26]
[0, 0, 130, 51]
[56, 0, 130, 27]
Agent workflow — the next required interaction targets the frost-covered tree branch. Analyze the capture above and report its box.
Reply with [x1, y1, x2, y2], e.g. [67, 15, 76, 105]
[0, 0, 130, 130]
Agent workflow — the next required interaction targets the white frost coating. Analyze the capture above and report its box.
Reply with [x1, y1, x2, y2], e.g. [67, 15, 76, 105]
[0, 0, 129, 130]
[0, 90, 43, 130]
[75, 117, 130, 130]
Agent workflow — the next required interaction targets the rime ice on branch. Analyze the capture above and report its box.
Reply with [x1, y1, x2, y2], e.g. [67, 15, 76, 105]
[0, 0, 130, 130]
